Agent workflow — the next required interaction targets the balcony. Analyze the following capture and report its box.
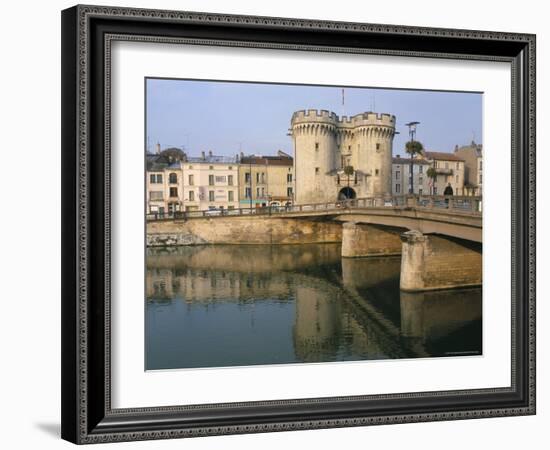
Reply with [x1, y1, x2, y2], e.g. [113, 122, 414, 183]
[434, 167, 453, 175]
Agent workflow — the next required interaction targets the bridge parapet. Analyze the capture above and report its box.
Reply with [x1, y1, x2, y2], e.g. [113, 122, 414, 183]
[146, 195, 483, 222]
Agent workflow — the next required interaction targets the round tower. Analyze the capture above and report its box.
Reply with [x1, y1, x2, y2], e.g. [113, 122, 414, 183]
[351, 112, 396, 196]
[291, 110, 338, 204]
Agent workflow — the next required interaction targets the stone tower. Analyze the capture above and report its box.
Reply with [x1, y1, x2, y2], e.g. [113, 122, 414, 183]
[290, 110, 396, 204]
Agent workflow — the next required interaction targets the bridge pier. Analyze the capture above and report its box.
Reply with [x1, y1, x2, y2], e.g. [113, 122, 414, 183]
[400, 230, 482, 292]
[341, 222, 402, 258]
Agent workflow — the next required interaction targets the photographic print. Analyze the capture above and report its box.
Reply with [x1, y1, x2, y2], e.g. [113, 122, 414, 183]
[144, 79, 483, 371]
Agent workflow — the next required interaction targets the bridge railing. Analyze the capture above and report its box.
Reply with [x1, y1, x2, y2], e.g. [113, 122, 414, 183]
[145, 195, 482, 221]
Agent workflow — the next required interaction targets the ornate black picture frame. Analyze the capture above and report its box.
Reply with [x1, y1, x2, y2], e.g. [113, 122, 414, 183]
[61, 4, 536, 444]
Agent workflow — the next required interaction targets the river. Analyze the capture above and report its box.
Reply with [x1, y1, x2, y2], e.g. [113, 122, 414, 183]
[146, 243, 482, 370]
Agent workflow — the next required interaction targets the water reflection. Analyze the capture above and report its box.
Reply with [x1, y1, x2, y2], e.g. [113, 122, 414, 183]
[146, 244, 482, 370]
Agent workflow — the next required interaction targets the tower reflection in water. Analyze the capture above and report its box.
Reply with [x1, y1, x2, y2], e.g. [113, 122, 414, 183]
[146, 244, 481, 370]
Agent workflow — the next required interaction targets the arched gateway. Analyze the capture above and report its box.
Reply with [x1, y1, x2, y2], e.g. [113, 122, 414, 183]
[338, 187, 356, 200]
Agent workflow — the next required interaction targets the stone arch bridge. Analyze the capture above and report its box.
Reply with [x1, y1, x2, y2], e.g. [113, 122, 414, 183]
[147, 195, 482, 292]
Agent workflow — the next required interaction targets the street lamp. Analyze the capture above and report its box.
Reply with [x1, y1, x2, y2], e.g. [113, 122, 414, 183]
[405, 121, 420, 194]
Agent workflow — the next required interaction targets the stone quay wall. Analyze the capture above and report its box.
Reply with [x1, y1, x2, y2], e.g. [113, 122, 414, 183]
[147, 216, 343, 247]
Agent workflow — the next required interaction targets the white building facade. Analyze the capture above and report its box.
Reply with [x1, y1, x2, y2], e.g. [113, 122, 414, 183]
[391, 156, 431, 196]
[182, 153, 240, 212]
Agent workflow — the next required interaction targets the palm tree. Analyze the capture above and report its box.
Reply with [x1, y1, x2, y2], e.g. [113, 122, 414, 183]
[343, 165, 354, 201]
[405, 140, 424, 194]
[426, 166, 437, 195]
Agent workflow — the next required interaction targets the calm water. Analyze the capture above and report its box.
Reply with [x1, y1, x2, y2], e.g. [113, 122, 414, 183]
[146, 244, 482, 370]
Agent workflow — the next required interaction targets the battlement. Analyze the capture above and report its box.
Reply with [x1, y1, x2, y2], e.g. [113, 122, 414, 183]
[291, 109, 395, 128]
[291, 109, 339, 124]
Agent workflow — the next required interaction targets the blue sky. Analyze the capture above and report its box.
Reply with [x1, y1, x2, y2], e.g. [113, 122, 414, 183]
[146, 78, 482, 157]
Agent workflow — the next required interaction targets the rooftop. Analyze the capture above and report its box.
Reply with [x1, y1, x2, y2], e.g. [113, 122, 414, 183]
[240, 150, 293, 166]
[424, 151, 465, 162]
[392, 156, 430, 165]
[186, 154, 238, 164]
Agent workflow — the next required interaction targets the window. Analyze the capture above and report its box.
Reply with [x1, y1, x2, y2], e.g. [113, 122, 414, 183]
[245, 173, 251, 183]
[287, 173, 292, 183]
[228, 191, 234, 201]
[149, 191, 163, 200]
[395, 170, 400, 179]
[315, 142, 319, 150]
[188, 191, 194, 201]
[419, 165, 423, 173]
[245, 187, 251, 198]
[396, 184, 401, 193]
[479, 160, 483, 170]
[215, 176, 226, 183]
[479, 174, 482, 184]
[261, 187, 265, 196]
[256, 173, 260, 183]
[375, 169, 379, 176]
[256, 187, 260, 197]
[228, 166, 233, 170]
[209, 174, 214, 185]
[445, 162, 449, 169]
[456, 162, 459, 169]
[287, 187, 293, 197]
[434, 187, 438, 195]
[169, 173, 177, 184]
[209, 191, 215, 202]
[169, 187, 178, 198]
[419, 176, 423, 184]
[419, 188, 423, 195]
[209, 166, 214, 170]
[348, 145, 351, 151]
[149, 173, 162, 184]
[376, 143, 380, 150]
[188, 165, 193, 170]
[315, 167, 319, 174]
[228, 175, 233, 185]
[261, 173, 265, 184]
[456, 175, 459, 183]
[188, 174, 194, 185]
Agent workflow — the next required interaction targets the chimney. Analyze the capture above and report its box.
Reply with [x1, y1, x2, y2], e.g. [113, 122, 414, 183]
[155, 142, 161, 154]
[455, 144, 459, 152]
[201, 151, 205, 160]
[208, 150, 213, 157]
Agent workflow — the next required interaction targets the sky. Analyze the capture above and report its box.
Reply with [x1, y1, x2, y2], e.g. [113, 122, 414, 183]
[146, 78, 482, 157]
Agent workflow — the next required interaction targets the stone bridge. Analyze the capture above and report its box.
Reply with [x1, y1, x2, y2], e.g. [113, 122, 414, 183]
[147, 195, 482, 292]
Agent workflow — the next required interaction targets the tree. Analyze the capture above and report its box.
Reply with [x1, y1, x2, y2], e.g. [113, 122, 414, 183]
[157, 147, 186, 164]
[343, 165, 354, 189]
[426, 166, 437, 195]
[405, 140, 424, 194]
